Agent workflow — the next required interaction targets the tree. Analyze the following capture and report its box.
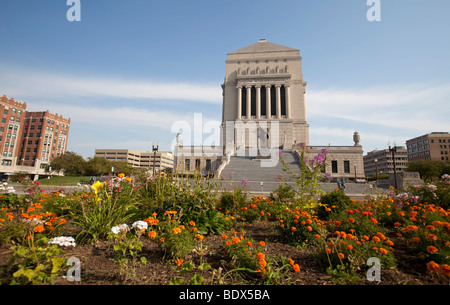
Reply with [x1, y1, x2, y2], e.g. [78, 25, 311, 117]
[85, 157, 113, 176]
[406, 160, 443, 182]
[50, 151, 86, 176]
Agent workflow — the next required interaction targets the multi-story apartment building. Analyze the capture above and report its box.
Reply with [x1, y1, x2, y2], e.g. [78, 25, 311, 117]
[363, 146, 408, 177]
[94, 149, 174, 171]
[406, 132, 450, 162]
[18, 111, 71, 168]
[0, 95, 27, 167]
[0, 94, 70, 178]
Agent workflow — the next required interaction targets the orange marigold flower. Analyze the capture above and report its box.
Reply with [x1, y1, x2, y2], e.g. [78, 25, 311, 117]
[314, 234, 321, 239]
[370, 217, 378, 224]
[340, 232, 347, 239]
[427, 261, 440, 273]
[293, 264, 300, 273]
[195, 234, 204, 241]
[259, 241, 266, 246]
[288, 258, 295, 266]
[394, 222, 401, 227]
[384, 240, 394, 246]
[411, 237, 421, 243]
[172, 227, 181, 235]
[225, 240, 232, 245]
[338, 253, 345, 259]
[379, 248, 388, 255]
[148, 231, 157, 239]
[189, 221, 196, 226]
[326, 248, 332, 254]
[427, 245, 438, 255]
[159, 237, 165, 243]
[247, 241, 253, 247]
[291, 226, 297, 232]
[34, 225, 44, 233]
[221, 234, 228, 240]
[376, 232, 386, 240]
[426, 234, 438, 241]
[346, 245, 353, 250]
[175, 259, 184, 266]
[372, 236, 381, 243]
[440, 264, 450, 277]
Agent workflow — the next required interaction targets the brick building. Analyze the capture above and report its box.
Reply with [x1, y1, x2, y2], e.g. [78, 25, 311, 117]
[406, 132, 450, 162]
[0, 94, 70, 178]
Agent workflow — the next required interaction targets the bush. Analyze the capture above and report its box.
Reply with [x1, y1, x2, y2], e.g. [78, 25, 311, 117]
[317, 189, 352, 220]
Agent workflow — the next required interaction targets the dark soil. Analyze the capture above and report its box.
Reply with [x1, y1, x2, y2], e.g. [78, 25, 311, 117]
[0, 221, 447, 286]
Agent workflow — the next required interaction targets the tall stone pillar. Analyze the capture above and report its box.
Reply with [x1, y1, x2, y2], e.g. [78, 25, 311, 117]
[255, 85, 261, 119]
[236, 86, 242, 119]
[266, 85, 271, 119]
[285, 85, 290, 119]
[246, 86, 251, 119]
[276, 85, 281, 119]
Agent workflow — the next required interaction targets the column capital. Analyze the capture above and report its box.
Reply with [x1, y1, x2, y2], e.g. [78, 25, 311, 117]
[275, 84, 282, 88]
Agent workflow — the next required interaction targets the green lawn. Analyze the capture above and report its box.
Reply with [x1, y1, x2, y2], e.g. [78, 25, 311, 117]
[36, 176, 92, 186]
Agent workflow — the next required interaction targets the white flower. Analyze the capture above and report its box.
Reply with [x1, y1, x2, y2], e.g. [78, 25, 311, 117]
[48, 236, 76, 247]
[111, 223, 130, 235]
[132, 220, 148, 231]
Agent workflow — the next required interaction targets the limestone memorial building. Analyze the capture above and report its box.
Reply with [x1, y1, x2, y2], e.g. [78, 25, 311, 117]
[174, 40, 364, 182]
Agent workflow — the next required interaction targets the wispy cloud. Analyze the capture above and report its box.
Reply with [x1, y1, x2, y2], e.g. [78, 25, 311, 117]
[0, 63, 222, 104]
[307, 82, 450, 132]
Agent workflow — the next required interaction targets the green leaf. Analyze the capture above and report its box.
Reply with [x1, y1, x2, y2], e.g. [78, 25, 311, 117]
[169, 277, 185, 285]
[189, 274, 205, 285]
[198, 263, 211, 271]
[180, 261, 195, 274]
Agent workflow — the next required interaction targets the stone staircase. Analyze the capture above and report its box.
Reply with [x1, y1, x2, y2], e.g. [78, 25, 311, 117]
[222, 150, 300, 182]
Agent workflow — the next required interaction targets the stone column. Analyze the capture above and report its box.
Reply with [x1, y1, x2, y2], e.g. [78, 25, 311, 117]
[285, 85, 290, 119]
[276, 85, 281, 119]
[266, 85, 271, 119]
[246, 86, 251, 119]
[237, 86, 242, 119]
[255, 85, 261, 119]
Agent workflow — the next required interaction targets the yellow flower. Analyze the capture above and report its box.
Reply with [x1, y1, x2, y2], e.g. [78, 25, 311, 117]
[118, 173, 125, 178]
[172, 227, 181, 235]
[91, 181, 107, 195]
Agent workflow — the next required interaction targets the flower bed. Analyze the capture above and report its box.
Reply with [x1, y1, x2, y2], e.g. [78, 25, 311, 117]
[0, 171, 449, 285]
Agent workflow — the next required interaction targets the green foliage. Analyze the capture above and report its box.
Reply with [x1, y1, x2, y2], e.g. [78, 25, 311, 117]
[5, 237, 65, 285]
[317, 189, 352, 220]
[278, 147, 327, 205]
[406, 160, 448, 182]
[71, 186, 136, 243]
[269, 183, 296, 203]
[0, 193, 24, 209]
[50, 151, 86, 176]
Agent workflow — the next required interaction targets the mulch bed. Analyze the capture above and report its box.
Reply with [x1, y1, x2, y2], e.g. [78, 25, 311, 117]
[1, 221, 446, 286]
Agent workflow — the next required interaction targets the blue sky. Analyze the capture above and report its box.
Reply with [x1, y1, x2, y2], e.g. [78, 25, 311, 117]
[0, 0, 449, 159]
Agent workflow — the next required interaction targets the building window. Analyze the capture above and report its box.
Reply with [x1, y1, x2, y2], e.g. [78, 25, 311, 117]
[331, 160, 338, 173]
[195, 159, 201, 171]
[185, 159, 190, 171]
[344, 161, 350, 173]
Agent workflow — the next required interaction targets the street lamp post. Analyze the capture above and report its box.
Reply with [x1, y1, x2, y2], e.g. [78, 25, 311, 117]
[388, 143, 398, 189]
[152, 142, 159, 176]
[374, 159, 378, 187]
